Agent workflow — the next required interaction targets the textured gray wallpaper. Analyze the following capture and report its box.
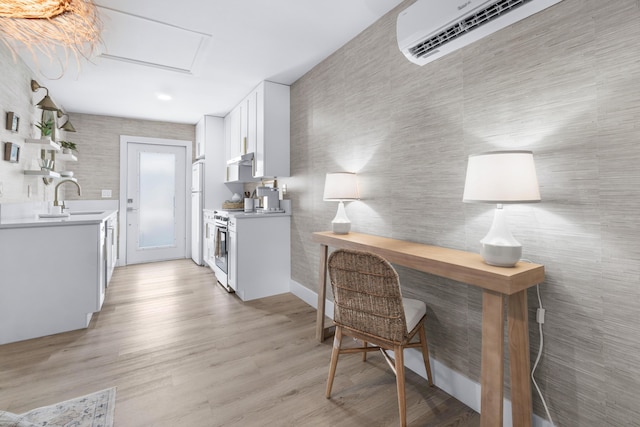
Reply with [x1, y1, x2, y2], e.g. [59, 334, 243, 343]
[63, 113, 195, 201]
[285, 0, 640, 425]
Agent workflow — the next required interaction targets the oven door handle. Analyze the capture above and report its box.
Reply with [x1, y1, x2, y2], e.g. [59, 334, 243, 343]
[214, 227, 225, 257]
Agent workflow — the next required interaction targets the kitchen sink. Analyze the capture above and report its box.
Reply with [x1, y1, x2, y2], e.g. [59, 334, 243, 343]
[69, 211, 105, 216]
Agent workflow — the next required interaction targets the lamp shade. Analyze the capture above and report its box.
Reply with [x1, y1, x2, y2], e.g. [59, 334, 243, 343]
[60, 118, 76, 132]
[31, 80, 59, 111]
[323, 172, 359, 201]
[462, 151, 541, 204]
[36, 94, 59, 111]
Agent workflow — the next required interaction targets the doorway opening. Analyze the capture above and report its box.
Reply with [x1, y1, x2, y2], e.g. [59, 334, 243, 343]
[119, 135, 192, 265]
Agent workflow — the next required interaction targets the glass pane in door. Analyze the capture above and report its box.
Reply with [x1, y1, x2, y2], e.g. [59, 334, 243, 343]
[138, 152, 175, 248]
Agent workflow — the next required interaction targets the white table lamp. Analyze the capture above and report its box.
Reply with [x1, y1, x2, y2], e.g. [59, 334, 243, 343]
[463, 151, 541, 267]
[323, 172, 360, 234]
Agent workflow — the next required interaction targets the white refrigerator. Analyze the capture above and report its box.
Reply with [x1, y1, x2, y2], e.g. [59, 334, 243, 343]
[191, 160, 205, 265]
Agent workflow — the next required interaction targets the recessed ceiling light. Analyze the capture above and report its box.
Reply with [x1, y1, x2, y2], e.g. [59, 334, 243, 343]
[157, 93, 172, 101]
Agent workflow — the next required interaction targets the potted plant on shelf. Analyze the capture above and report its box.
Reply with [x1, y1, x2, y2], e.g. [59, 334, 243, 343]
[35, 119, 54, 140]
[59, 140, 78, 154]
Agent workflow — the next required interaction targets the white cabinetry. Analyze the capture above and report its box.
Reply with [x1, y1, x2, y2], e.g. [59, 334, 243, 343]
[225, 104, 244, 161]
[106, 212, 118, 285]
[227, 215, 290, 301]
[253, 81, 290, 178]
[228, 218, 237, 292]
[223, 81, 290, 181]
[0, 215, 115, 345]
[197, 115, 229, 161]
[202, 116, 243, 208]
[246, 90, 257, 160]
[203, 210, 216, 268]
[195, 117, 206, 159]
[225, 97, 255, 162]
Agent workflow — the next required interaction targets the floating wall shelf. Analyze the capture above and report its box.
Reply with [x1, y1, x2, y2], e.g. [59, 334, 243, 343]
[57, 152, 77, 162]
[25, 138, 60, 151]
[24, 170, 61, 178]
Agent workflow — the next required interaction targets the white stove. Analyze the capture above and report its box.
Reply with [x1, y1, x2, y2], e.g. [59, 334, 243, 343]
[212, 210, 234, 293]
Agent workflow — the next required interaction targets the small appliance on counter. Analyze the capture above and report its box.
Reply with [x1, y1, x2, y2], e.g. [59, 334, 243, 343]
[256, 186, 284, 213]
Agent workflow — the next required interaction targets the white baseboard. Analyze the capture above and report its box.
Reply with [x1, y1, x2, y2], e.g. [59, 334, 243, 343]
[289, 279, 553, 427]
[290, 279, 334, 318]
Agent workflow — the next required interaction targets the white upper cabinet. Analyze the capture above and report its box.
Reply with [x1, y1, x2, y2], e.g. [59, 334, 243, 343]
[245, 91, 257, 159]
[224, 81, 290, 180]
[225, 103, 243, 161]
[195, 116, 206, 159]
[253, 81, 290, 178]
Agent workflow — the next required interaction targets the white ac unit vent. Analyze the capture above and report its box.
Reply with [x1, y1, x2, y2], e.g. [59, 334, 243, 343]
[397, 0, 563, 66]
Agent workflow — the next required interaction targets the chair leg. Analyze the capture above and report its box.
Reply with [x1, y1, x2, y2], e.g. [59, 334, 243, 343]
[394, 345, 407, 427]
[418, 324, 434, 386]
[362, 340, 368, 362]
[326, 326, 343, 398]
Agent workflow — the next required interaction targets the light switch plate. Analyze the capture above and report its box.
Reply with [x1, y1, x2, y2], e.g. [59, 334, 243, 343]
[101, 189, 112, 198]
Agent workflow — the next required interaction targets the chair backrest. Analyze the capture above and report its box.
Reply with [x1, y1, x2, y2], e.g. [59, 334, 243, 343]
[328, 249, 408, 343]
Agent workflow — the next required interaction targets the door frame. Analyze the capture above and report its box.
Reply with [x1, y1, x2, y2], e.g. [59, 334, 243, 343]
[119, 135, 193, 266]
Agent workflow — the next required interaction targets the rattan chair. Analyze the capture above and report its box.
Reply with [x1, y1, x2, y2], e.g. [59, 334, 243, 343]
[325, 249, 433, 427]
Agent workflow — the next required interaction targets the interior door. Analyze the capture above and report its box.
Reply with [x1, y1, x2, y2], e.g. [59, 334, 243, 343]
[126, 142, 187, 264]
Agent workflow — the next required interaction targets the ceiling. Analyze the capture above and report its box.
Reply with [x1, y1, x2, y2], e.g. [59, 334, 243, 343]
[18, 0, 405, 125]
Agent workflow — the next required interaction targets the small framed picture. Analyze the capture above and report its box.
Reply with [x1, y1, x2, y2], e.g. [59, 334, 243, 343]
[6, 112, 19, 132]
[3, 142, 20, 163]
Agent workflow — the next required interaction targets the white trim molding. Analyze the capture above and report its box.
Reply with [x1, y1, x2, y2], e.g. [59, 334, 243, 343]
[118, 135, 193, 266]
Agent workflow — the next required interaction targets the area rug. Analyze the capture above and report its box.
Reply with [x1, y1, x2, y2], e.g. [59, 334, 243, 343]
[0, 387, 116, 427]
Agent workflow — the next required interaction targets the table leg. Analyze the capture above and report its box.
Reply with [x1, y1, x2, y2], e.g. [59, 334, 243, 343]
[508, 290, 533, 427]
[315, 244, 329, 342]
[480, 290, 505, 427]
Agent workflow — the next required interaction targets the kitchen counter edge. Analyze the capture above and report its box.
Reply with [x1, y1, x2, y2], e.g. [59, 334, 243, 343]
[0, 209, 118, 229]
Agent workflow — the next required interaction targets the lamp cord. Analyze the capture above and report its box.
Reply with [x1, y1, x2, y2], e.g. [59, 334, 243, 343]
[532, 283, 554, 426]
[521, 259, 554, 426]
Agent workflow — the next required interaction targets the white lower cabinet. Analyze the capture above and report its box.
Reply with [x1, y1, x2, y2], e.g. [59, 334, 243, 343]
[0, 214, 116, 345]
[203, 210, 216, 269]
[106, 212, 118, 285]
[227, 215, 290, 301]
[228, 219, 237, 292]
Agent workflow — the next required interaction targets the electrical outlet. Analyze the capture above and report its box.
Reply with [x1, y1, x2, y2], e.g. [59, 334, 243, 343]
[101, 189, 112, 198]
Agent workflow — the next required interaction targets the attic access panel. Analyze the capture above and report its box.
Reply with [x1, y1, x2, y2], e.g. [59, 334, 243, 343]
[98, 7, 211, 74]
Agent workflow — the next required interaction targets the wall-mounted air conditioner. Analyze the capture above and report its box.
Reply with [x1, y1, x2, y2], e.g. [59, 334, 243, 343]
[397, 0, 564, 66]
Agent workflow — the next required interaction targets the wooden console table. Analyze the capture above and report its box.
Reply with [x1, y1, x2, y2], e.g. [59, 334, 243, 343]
[312, 231, 545, 427]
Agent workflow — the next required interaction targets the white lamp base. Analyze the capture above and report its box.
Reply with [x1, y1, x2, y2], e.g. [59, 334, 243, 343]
[479, 205, 522, 267]
[331, 201, 351, 234]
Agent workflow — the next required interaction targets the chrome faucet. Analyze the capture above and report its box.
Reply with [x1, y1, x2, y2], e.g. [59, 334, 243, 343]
[54, 179, 82, 209]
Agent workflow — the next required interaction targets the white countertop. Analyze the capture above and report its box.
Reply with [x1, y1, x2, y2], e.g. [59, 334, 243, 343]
[0, 209, 118, 229]
[213, 199, 292, 219]
[229, 210, 291, 219]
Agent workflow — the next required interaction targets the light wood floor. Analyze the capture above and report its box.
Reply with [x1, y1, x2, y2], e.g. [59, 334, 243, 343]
[0, 259, 479, 426]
